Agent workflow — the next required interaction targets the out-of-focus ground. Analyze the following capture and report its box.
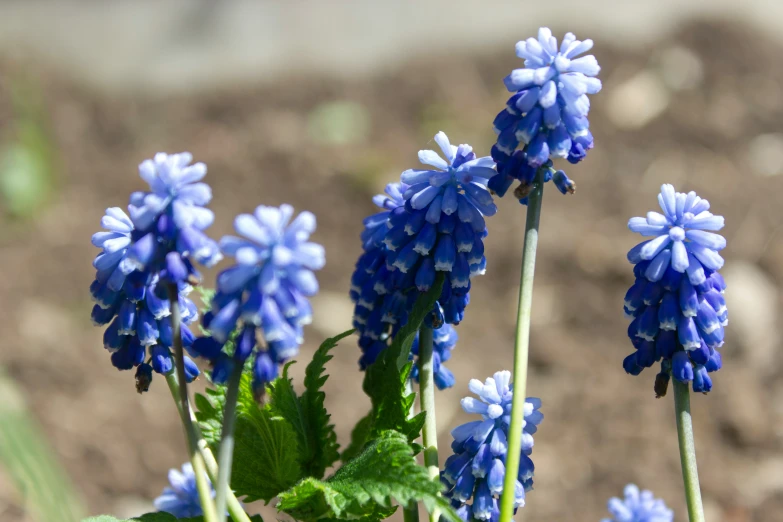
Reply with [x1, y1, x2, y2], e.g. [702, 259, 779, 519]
[1, 3, 783, 522]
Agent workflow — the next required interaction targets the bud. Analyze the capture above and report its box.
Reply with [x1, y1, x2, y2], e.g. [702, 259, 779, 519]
[135, 363, 153, 394]
[654, 370, 670, 398]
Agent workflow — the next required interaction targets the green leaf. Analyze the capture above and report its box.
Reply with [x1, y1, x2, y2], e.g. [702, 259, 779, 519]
[277, 430, 457, 522]
[300, 329, 354, 477]
[361, 275, 444, 442]
[341, 410, 373, 462]
[195, 373, 302, 503]
[267, 330, 353, 479]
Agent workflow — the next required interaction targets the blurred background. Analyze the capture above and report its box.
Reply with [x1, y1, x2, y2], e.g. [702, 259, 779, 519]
[1, 1, 782, 521]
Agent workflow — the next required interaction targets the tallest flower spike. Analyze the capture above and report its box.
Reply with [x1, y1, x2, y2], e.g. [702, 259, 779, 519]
[490, 28, 602, 201]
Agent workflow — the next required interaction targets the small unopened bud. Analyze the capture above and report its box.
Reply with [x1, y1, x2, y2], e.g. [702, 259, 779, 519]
[553, 170, 576, 195]
[654, 371, 670, 398]
[135, 363, 153, 394]
[514, 182, 534, 200]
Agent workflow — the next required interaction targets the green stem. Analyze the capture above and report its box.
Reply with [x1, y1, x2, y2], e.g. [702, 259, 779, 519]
[166, 284, 219, 522]
[216, 363, 244, 522]
[673, 379, 705, 522]
[418, 324, 440, 522]
[499, 171, 545, 522]
[165, 373, 252, 522]
[402, 379, 420, 522]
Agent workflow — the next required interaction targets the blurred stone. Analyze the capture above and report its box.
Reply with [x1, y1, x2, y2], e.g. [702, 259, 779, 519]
[722, 262, 779, 373]
[657, 46, 703, 91]
[747, 133, 783, 177]
[605, 70, 669, 129]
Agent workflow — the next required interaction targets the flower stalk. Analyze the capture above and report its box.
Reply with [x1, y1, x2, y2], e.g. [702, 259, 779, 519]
[673, 379, 706, 522]
[165, 373, 251, 522]
[417, 324, 440, 522]
[166, 283, 219, 522]
[499, 169, 545, 522]
[215, 363, 244, 522]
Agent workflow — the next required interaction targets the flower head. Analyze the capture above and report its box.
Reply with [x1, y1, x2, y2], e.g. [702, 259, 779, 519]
[490, 28, 601, 202]
[623, 186, 727, 394]
[601, 484, 673, 522]
[350, 174, 487, 374]
[91, 207, 200, 390]
[401, 132, 498, 218]
[154, 463, 214, 519]
[443, 371, 543, 520]
[628, 184, 726, 282]
[193, 204, 324, 394]
[126, 152, 222, 286]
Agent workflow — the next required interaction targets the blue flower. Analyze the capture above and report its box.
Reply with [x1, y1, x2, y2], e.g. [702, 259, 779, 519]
[443, 371, 543, 520]
[490, 28, 601, 202]
[401, 132, 498, 219]
[392, 132, 493, 302]
[192, 204, 324, 394]
[494, 28, 601, 165]
[409, 324, 458, 389]
[601, 484, 673, 522]
[126, 152, 222, 286]
[628, 184, 726, 282]
[154, 463, 214, 519]
[350, 178, 483, 373]
[623, 186, 728, 394]
[91, 207, 200, 390]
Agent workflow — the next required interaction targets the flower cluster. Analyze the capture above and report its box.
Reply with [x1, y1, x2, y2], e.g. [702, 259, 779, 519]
[350, 132, 496, 371]
[489, 28, 601, 202]
[409, 324, 458, 390]
[154, 463, 214, 519]
[601, 484, 673, 522]
[442, 371, 543, 520]
[191, 204, 325, 394]
[623, 185, 728, 394]
[91, 152, 226, 392]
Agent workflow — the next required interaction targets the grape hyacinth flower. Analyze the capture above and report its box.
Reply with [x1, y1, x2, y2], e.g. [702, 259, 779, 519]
[490, 28, 601, 201]
[90, 207, 201, 391]
[192, 204, 325, 394]
[601, 484, 673, 522]
[350, 156, 492, 372]
[154, 463, 215, 519]
[392, 132, 494, 310]
[442, 371, 543, 520]
[623, 185, 728, 394]
[126, 152, 222, 286]
[409, 324, 458, 390]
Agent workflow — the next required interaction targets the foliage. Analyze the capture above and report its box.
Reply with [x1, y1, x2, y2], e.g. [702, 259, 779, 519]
[277, 430, 458, 522]
[360, 275, 444, 444]
[195, 330, 354, 502]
